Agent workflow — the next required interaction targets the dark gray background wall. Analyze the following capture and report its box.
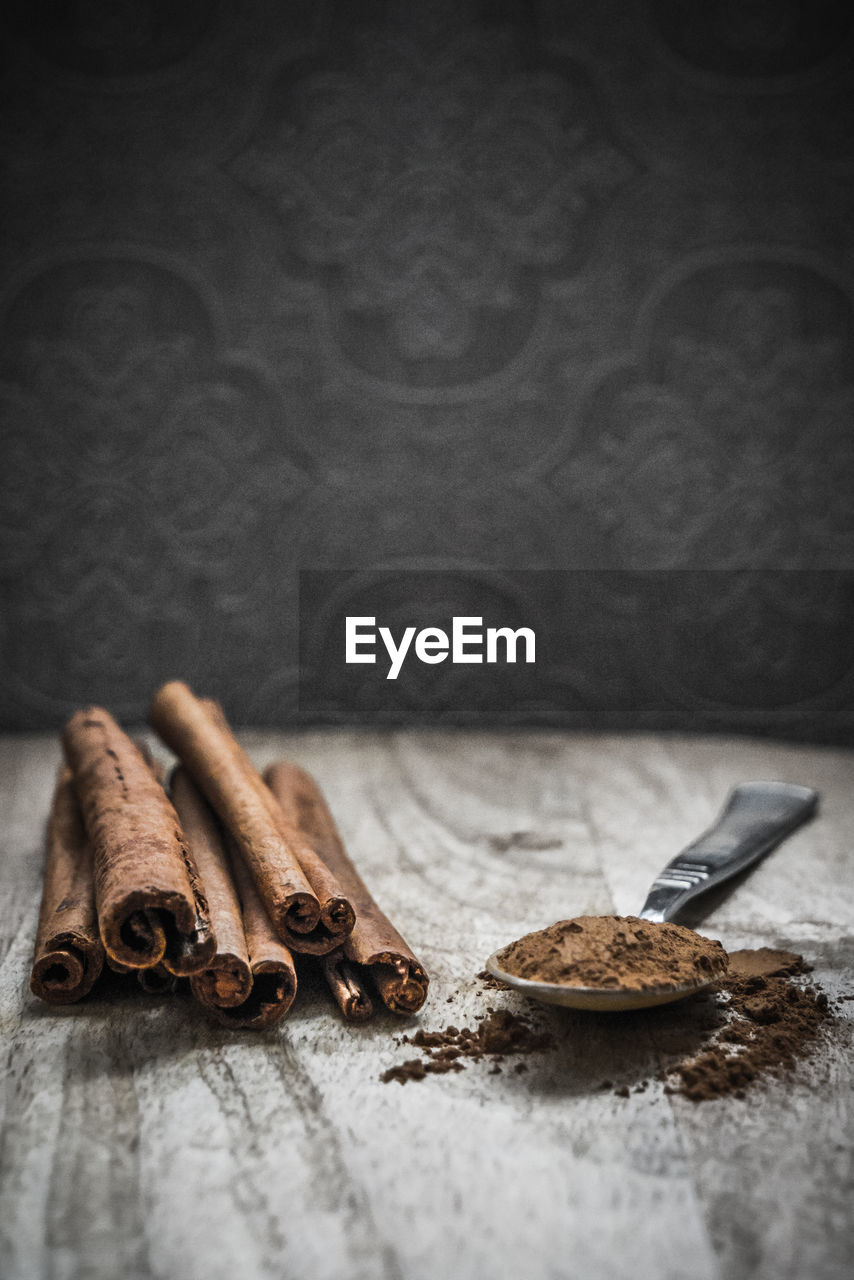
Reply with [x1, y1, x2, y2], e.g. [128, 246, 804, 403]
[0, 0, 852, 737]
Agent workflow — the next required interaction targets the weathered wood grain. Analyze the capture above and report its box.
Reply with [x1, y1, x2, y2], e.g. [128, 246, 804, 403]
[0, 732, 851, 1280]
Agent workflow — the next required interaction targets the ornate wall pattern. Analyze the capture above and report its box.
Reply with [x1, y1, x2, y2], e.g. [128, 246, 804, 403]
[0, 0, 852, 737]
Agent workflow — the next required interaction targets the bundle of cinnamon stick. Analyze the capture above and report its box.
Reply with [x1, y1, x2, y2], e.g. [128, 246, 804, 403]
[30, 682, 428, 1029]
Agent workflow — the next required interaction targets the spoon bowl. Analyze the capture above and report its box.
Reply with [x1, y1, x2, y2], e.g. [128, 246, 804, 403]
[485, 953, 717, 1011]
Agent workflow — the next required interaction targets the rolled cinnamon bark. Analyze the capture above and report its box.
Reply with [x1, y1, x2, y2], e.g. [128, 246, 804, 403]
[319, 953, 374, 1023]
[105, 953, 177, 994]
[265, 761, 428, 1016]
[148, 682, 355, 954]
[137, 964, 178, 995]
[134, 742, 180, 997]
[193, 833, 297, 1030]
[30, 766, 104, 1005]
[135, 746, 178, 999]
[198, 698, 357, 957]
[174, 766, 253, 1008]
[62, 707, 215, 974]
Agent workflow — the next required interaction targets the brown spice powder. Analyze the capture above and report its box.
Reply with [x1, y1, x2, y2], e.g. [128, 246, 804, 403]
[382, 949, 832, 1099]
[496, 916, 728, 991]
[669, 948, 830, 1101]
[476, 968, 511, 992]
[380, 1009, 554, 1084]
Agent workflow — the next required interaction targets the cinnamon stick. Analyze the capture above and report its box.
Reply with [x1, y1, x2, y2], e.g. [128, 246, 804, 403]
[193, 832, 297, 1030]
[136, 964, 178, 995]
[62, 707, 215, 974]
[148, 682, 355, 954]
[265, 761, 428, 1017]
[173, 766, 252, 1008]
[30, 766, 104, 1004]
[134, 744, 179, 999]
[197, 698, 358, 958]
[319, 953, 374, 1023]
[105, 953, 177, 994]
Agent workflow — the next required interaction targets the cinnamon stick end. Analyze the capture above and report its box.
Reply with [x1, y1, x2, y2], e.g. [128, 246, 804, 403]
[137, 965, 178, 996]
[344, 993, 375, 1022]
[191, 958, 253, 1009]
[100, 905, 168, 970]
[321, 954, 375, 1022]
[321, 896, 356, 939]
[159, 922, 218, 977]
[200, 962, 297, 1030]
[30, 938, 103, 1004]
[372, 958, 430, 1015]
[279, 891, 322, 941]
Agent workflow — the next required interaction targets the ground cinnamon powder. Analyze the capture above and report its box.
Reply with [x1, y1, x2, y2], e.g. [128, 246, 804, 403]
[496, 916, 728, 991]
[381, 947, 833, 1100]
[668, 947, 830, 1101]
[380, 1009, 554, 1084]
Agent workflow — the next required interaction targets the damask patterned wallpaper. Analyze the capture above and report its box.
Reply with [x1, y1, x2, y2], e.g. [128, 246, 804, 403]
[0, 0, 852, 738]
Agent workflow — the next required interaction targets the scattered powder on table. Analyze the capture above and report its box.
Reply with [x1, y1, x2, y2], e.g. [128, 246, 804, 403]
[476, 968, 511, 992]
[381, 946, 832, 1099]
[380, 1009, 554, 1085]
[496, 915, 728, 991]
[668, 947, 830, 1102]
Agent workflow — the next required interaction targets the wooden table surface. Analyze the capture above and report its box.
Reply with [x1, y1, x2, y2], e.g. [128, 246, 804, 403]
[0, 730, 852, 1280]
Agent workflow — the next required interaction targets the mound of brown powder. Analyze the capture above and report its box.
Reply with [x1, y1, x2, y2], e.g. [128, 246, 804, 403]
[380, 1009, 554, 1084]
[496, 916, 728, 991]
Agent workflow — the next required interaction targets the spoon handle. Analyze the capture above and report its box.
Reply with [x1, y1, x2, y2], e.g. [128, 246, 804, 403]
[638, 781, 818, 923]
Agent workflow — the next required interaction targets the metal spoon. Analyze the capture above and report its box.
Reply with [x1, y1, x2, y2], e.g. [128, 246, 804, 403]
[486, 781, 818, 1012]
